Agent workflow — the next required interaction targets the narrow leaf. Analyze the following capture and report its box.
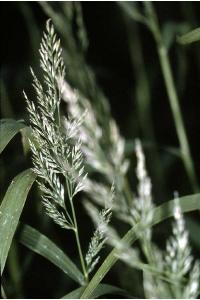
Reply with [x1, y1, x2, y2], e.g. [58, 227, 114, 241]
[0, 119, 27, 154]
[62, 287, 84, 299]
[20, 224, 84, 285]
[80, 193, 200, 298]
[178, 27, 200, 45]
[62, 283, 130, 299]
[0, 169, 36, 274]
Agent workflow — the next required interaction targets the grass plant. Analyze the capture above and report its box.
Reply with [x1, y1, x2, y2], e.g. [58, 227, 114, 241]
[1, 3, 200, 299]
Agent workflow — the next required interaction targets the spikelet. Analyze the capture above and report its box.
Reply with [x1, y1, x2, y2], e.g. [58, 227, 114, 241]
[164, 193, 200, 298]
[131, 139, 154, 240]
[84, 184, 114, 273]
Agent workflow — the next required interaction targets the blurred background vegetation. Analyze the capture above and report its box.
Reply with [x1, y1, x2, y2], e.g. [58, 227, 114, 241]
[1, 2, 200, 298]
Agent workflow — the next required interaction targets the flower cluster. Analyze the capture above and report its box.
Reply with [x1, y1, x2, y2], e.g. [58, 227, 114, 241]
[25, 20, 87, 231]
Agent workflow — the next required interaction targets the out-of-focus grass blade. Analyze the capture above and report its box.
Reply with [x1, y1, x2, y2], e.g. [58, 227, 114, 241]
[20, 224, 85, 285]
[0, 169, 36, 274]
[62, 283, 130, 299]
[1, 284, 7, 299]
[178, 27, 200, 45]
[18, 2, 41, 57]
[0, 119, 27, 154]
[118, 2, 148, 25]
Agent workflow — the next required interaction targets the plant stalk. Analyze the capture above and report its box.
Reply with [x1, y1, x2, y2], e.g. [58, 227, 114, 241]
[66, 178, 88, 282]
[144, 2, 199, 192]
[70, 197, 88, 283]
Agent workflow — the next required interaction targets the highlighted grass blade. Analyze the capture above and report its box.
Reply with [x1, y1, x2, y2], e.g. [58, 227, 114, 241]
[178, 27, 200, 45]
[0, 169, 36, 274]
[20, 224, 85, 285]
[0, 119, 27, 154]
[80, 193, 200, 298]
[62, 287, 85, 299]
[62, 283, 130, 299]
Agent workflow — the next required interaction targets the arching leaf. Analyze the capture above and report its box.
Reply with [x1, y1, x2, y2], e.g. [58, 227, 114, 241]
[20, 224, 85, 285]
[0, 119, 27, 154]
[0, 169, 36, 274]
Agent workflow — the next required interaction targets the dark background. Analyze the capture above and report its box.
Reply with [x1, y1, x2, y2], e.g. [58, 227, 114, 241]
[1, 2, 200, 298]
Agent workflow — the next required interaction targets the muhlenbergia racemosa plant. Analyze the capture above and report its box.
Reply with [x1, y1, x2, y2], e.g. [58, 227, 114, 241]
[22, 19, 200, 298]
[2, 3, 200, 298]
[24, 20, 114, 284]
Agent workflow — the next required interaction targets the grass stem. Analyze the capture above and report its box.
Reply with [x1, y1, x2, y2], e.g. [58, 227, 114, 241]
[144, 2, 199, 192]
[66, 178, 88, 282]
[70, 197, 88, 283]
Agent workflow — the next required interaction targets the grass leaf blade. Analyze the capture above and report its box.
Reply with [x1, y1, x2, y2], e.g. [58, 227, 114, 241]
[62, 287, 84, 299]
[0, 119, 27, 154]
[62, 283, 130, 299]
[0, 169, 36, 274]
[20, 224, 85, 285]
[178, 27, 200, 45]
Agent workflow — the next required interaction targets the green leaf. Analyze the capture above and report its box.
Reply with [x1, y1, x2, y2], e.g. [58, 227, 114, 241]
[178, 27, 200, 45]
[62, 283, 130, 299]
[80, 193, 200, 298]
[20, 224, 85, 285]
[0, 169, 36, 274]
[0, 119, 27, 154]
[62, 287, 85, 299]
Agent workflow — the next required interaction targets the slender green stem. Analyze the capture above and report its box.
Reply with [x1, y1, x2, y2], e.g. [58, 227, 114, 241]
[70, 197, 88, 283]
[143, 2, 198, 192]
[140, 235, 163, 296]
[158, 46, 198, 191]
[141, 236, 154, 265]
[66, 178, 88, 282]
[124, 15, 166, 200]
[57, 102, 61, 127]
[80, 193, 200, 298]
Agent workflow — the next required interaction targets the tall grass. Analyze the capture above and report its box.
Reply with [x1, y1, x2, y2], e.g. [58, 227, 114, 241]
[1, 2, 200, 298]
